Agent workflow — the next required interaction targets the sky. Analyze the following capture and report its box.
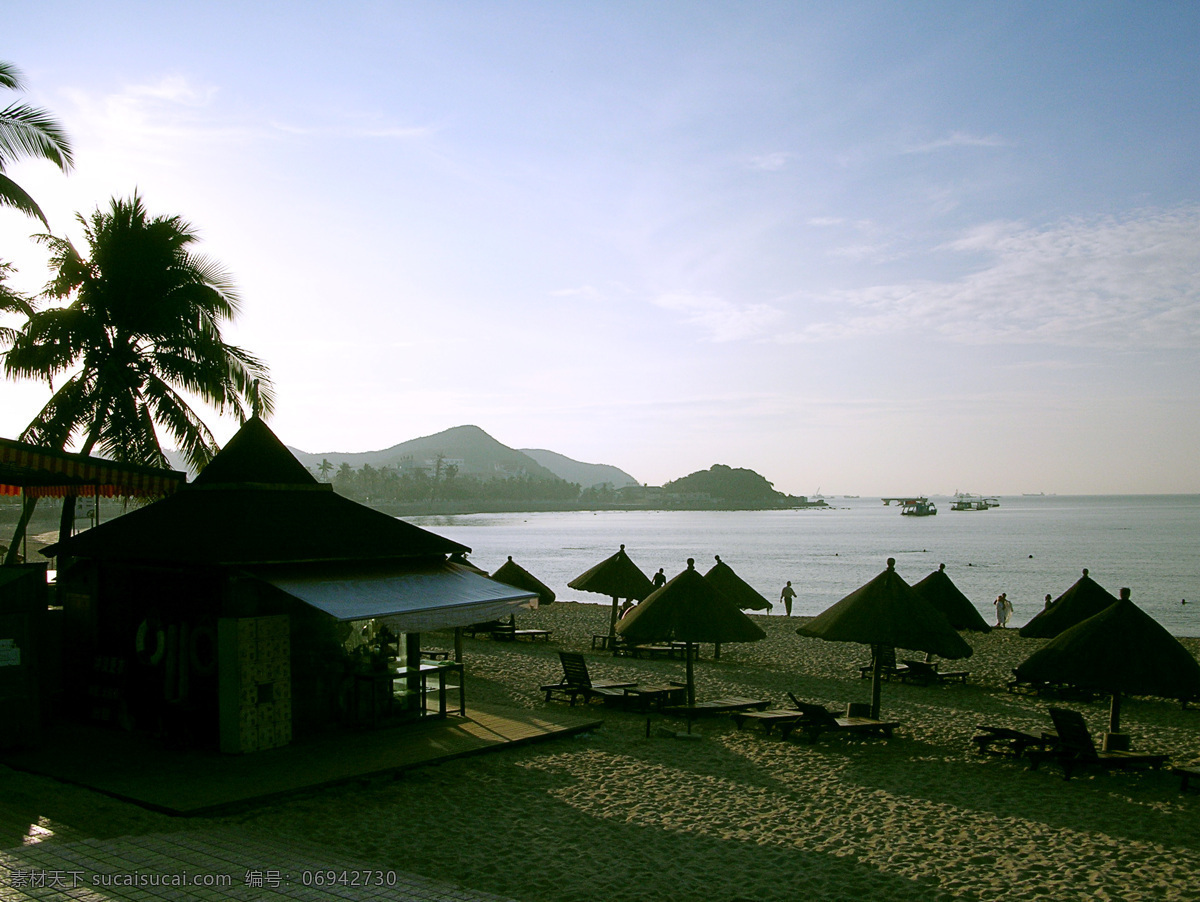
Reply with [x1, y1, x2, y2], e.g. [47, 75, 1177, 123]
[3, 2, 1199, 496]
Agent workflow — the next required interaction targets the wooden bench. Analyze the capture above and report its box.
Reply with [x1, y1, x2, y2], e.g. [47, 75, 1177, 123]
[778, 697, 899, 743]
[971, 725, 1054, 757]
[1172, 765, 1200, 792]
[900, 660, 969, 685]
[730, 708, 805, 735]
[662, 697, 770, 722]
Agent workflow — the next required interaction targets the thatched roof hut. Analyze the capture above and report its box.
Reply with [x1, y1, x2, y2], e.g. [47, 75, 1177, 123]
[911, 564, 990, 632]
[703, 555, 772, 611]
[1019, 568, 1118, 639]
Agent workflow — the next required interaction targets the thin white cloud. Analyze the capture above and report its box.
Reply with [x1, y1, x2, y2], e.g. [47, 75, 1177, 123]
[780, 208, 1200, 349]
[747, 152, 791, 171]
[902, 131, 1009, 154]
[653, 291, 785, 342]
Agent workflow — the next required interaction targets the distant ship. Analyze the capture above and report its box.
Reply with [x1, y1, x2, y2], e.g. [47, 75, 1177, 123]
[950, 492, 999, 511]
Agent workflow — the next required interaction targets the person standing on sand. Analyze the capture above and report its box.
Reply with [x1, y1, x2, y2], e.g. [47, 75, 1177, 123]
[994, 593, 1013, 627]
[780, 581, 796, 617]
[652, 568, 666, 589]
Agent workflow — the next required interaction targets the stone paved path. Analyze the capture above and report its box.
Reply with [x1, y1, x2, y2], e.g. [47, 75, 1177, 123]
[1, 828, 517, 901]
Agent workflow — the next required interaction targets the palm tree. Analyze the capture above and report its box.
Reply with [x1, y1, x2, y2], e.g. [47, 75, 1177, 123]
[3, 192, 273, 561]
[318, 458, 334, 482]
[1, 61, 73, 228]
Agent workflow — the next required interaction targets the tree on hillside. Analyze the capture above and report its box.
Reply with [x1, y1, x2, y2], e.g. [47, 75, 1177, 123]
[317, 458, 333, 482]
[3, 193, 273, 562]
[0, 61, 73, 228]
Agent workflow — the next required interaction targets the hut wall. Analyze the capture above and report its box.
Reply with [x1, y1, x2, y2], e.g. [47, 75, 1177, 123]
[0, 565, 48, 748]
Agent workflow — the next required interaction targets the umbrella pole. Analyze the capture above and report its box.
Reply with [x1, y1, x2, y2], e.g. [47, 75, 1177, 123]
[685, 641, 695, 733]
[1109, 692, 1122, 734]
[871, 652, 883, 720]
[686, 642, 695, 707]
[609, 596, 619, 637]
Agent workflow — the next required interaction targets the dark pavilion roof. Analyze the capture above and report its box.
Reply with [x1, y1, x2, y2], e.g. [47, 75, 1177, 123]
[44, 417, 467, 567]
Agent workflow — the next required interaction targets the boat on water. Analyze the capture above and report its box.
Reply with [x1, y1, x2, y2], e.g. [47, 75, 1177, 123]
[899, 497, 937, 516]
[950, 492, 999, 511]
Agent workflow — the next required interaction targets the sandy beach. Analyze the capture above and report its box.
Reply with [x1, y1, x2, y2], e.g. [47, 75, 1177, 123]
[5, 601, 1200, 901]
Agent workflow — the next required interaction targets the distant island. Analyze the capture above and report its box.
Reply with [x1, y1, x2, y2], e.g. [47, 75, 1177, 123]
[283, 425, 826, 515]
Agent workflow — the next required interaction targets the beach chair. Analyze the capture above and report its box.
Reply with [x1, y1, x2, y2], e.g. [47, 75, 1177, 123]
[662, 697, 770, 723]
[1171, 765, 1200, 793]
[857, 645, 909, 681]
[971, 725, 1054, 758]
[899, 660, 969, 685]
[778, 694, 899, 743]
[729, 702, 805, 735]
[1028, 708, 1168, 780]
[540, 652, 636, 706]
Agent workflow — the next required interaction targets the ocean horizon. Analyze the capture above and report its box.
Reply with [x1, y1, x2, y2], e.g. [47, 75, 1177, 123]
[409, 493, 1200, 638]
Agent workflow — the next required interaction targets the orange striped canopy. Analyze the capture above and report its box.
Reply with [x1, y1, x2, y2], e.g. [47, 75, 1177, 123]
[0, 437, 186, 499]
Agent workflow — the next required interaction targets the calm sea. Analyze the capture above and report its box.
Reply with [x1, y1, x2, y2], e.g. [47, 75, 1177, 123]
[408, 495, 1200, 638]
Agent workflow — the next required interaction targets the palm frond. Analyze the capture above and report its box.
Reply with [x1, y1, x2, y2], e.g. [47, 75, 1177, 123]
[0, 102, 74, 171]
[0, 173, 48, 227]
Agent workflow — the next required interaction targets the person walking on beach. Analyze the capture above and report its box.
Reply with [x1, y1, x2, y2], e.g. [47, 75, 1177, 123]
[652, 568, 666, 589]
[994, 593, 1013, 627]
[780, 581, 796, 617]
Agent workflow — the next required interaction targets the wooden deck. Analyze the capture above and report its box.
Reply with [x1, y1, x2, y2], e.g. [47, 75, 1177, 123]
[0, 705, 601, 817]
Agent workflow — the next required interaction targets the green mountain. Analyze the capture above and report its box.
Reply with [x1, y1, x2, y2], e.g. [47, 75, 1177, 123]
[288, 425, 563, 481]
[520, 448, 638, 489]
[662, 464, 794, 507]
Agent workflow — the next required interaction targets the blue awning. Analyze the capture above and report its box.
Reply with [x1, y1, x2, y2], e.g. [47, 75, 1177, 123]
[251, 561, 538, 631]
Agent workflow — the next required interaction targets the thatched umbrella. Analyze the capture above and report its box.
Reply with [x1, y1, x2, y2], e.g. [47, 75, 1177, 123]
[912, 564, 991, 632]
[617, 558, 766, 706]
[704, 555, 772, 611]
[490, 556, 556, 607]
[796, 558, 972, 719]
[1014, 588, 1200, 733]
[1019, 568, 1118, 638]
[568, 544, 655, 637]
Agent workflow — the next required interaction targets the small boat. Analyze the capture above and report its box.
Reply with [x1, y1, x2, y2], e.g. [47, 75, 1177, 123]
[900, 497, 937, 516]
[950, 492, 995, 511]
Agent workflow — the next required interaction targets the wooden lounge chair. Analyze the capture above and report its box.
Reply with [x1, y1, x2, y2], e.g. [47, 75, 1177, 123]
[729, 706, 805, 735]
[540, 652, 636, 706]
[662, 696, 770, 722]
[971, 725, 1054, 758]
[1006, 672, 1095, 701]
[1028, 708, 1169, 779]
[857, 645, 909, 681]
[777, 695, 899, 743]
[1172, 765, 1200, 793]
[899, 660, 969, 685]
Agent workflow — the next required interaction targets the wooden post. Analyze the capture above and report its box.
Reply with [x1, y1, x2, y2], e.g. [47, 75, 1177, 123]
[870, 651, 883, 720]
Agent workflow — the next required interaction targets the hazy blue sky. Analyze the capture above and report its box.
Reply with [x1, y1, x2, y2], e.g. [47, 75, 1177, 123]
[3, 2, 1199, 495]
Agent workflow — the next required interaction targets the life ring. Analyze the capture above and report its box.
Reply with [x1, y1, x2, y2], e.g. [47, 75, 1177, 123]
[188, 625, 217, 676]
[136, 617, 166, 666]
